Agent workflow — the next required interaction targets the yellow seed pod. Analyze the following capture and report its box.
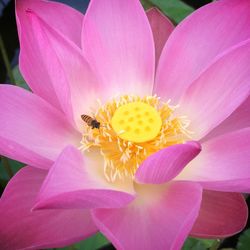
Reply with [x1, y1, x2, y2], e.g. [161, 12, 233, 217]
[111, 102, 162, 143]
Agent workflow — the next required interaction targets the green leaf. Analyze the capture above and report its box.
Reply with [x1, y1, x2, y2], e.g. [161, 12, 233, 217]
[56, 233, 109, 250]
[237, 229, 250, 250]
[141, 0, 194, 24]
[141, 0, 154, 9]
[182, 237, 218, 250]
[182, 238, 206, 250]
[0, 178, 8, 189]
[0, 158, 24, 180]
[12, 65, 30, 90]
[201, 239, 219, 248]
[75, 233, 109, 250]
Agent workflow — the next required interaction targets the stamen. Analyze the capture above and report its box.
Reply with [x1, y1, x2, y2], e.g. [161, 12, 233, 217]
[79, 95, 192, 182]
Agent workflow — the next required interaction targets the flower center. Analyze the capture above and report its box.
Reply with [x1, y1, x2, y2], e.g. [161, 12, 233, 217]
[79, 95, 192, 182]
[111, 102, 162, 143]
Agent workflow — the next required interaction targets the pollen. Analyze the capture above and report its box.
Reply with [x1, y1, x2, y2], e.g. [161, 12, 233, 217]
[111, 102, 162, 143]
[79, 95, 192, 182]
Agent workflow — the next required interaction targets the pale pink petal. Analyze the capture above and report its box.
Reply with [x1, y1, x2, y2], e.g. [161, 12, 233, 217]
[191, 191, 247, 238]
[25, 10, 101, 128]
[155, 0, 250, 103]
[146, 8, 174, 67]
[135, 141, 201, 184]
[92, 181, 202, 250]
[16, 0, 83, 109]
[179, 39, 250, 140]
[0, 85, 80, 169]
[34, 146, 135, 210]
[177, 128, 250, 192]
[16, 0, 83, 46]
[82, 0, 155, 96]
[0, 167, 97, 250]
[202, 96, 250, 142]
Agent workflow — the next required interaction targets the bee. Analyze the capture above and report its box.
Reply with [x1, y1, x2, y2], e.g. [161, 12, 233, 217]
[81, 114, 100, 129]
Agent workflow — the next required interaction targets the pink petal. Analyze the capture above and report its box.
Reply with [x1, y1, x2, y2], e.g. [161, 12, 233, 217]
[202, 96, 250, 142]
[191, 190, 247, 238]
[177, 128, 250, 192]
[0, 85, 80, 169]
[146, 8, 174, 67]
[0, 167, 97, 250]
[19, 9, 101, 128]
[16, 0, 83, 46]
[135, 141, 201, 184]
[34, 146, 135, 210]
[92, 181, 202, 250]
[16, 0, 83, 109]
[82, 0, 155, 96]
[179, 39, 250, 140]
[155, 0, 250, 103]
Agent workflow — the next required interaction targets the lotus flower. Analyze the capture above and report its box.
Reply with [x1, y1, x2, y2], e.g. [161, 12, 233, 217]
[0, 0, 250, 249]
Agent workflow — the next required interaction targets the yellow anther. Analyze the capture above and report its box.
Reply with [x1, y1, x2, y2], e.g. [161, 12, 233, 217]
[111, 102, 162, 143]
[80, 95, 192, 182]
